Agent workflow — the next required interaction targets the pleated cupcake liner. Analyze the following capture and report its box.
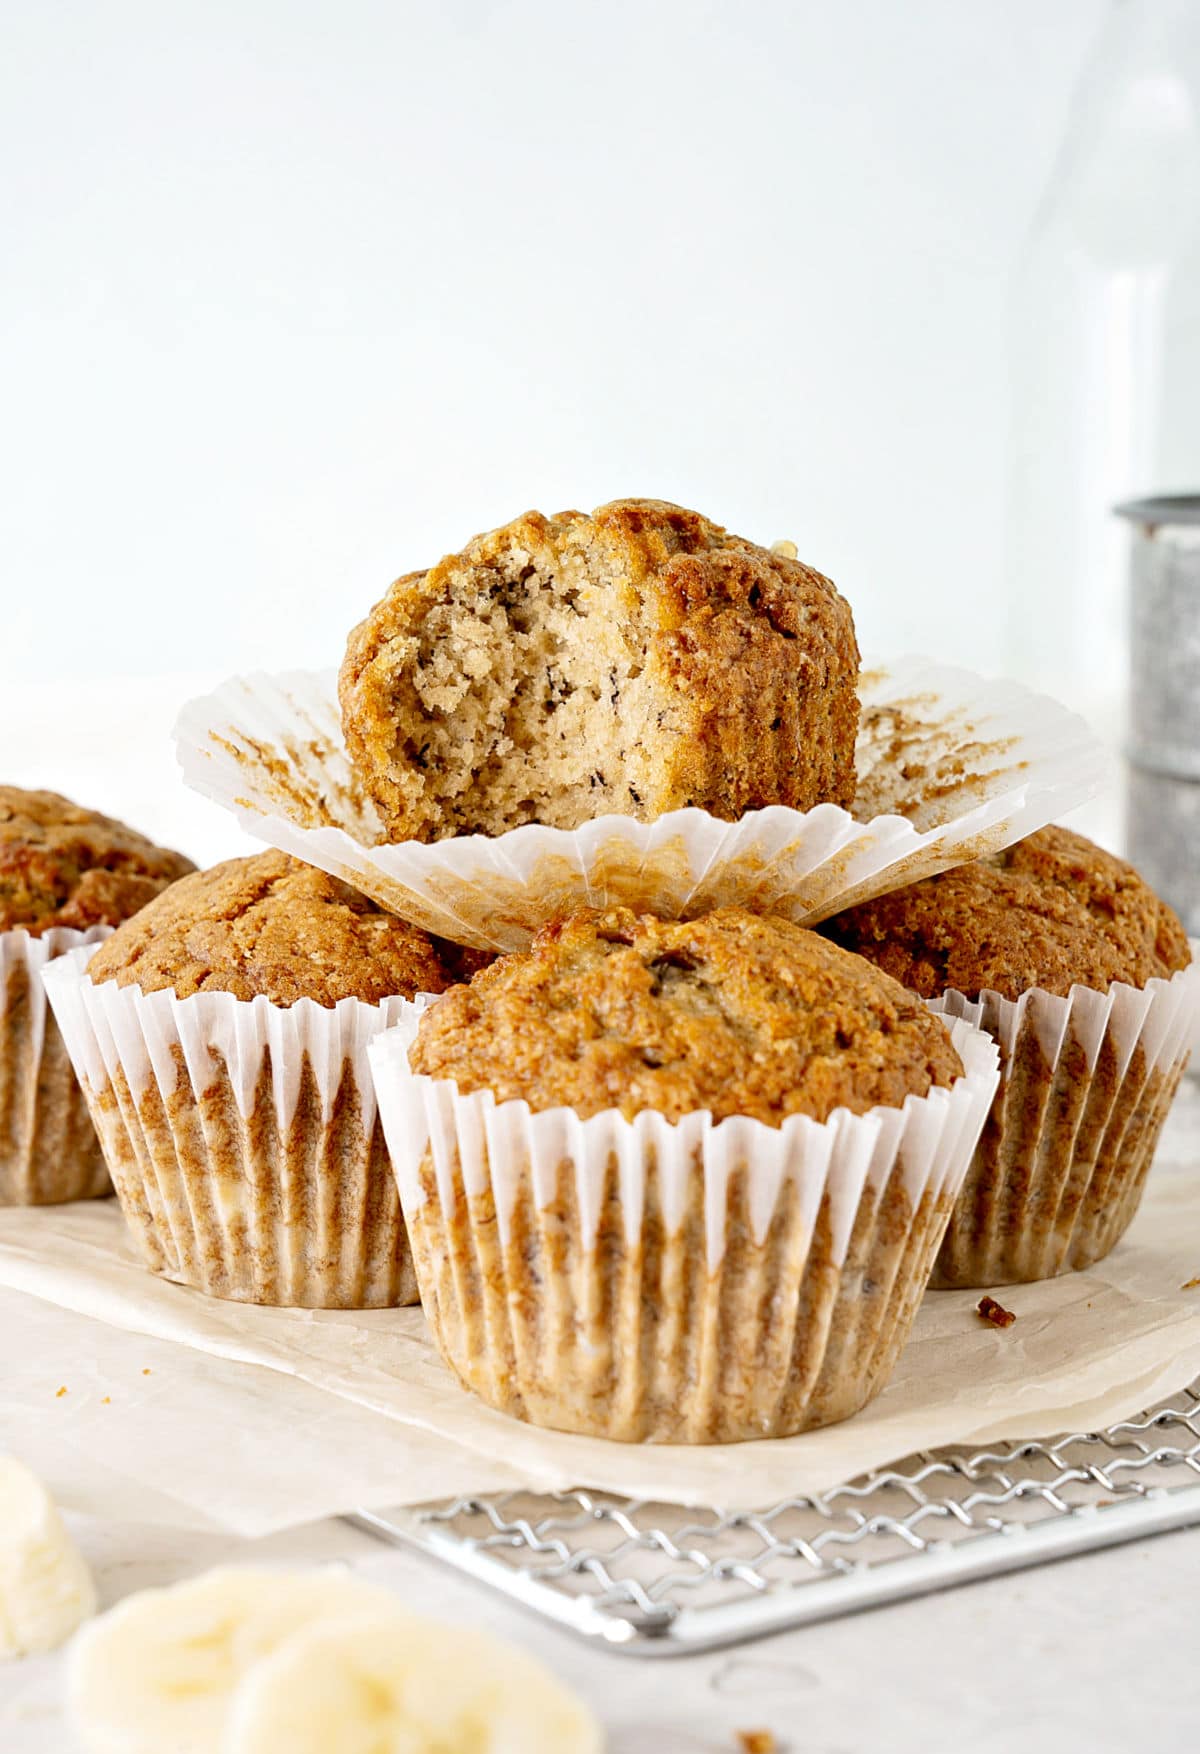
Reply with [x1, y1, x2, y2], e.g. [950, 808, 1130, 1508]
[368, 1009, 1000, 1444]
[0, 925, 113, 1206]
[173, 658, 1106, 950]
[42, 947, 426, 1309]
[928, 953, 1200, 1288]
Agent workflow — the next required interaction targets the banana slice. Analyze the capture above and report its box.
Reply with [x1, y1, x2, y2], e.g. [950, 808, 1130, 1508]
[0, 1455, 96, 1659]
[226, 1610, 605, 1754]
[67, 1565, 405, 1754]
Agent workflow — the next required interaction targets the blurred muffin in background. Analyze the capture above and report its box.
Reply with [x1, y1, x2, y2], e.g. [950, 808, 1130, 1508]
[0, 786, 194, 1205]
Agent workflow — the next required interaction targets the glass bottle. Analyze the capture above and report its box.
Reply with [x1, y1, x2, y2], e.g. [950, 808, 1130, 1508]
[1005, 0, 1200, 740]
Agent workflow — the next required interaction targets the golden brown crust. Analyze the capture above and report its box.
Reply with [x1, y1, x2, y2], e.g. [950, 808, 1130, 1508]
[823, 826, 1192, 1001]
[338, 499, 860, 839]
[87, 850, 456, 1007]
[410, 905, 962, 1127]
[0, 787, 194, 936]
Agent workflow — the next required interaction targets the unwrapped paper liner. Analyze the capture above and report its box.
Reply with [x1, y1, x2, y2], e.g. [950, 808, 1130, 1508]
[42, 947, 427, 1308]
[173, 658, 1106, 949]
[1, 925, 112, 1204]
[369, 1009, 1000, 1443]
[928, 954, 1200, 1287]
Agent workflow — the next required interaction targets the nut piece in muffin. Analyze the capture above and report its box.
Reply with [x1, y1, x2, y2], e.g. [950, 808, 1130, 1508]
[88, 848, 457, 1006]
[60, 851, 468, 1308]
[0, 786, 194, 936]
[822, 827, 1196, 1288]
[0, 786, 194, 1207]
[411, 904, 962, 1124]
[821, 825, 1191, 1000]
[339, 498, 860, 841]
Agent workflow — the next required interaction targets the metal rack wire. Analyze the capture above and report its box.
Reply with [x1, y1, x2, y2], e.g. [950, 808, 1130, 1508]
[355, 1379, 1200, 1654]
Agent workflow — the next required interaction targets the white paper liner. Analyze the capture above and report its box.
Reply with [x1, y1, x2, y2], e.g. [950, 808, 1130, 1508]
[371, 1009, 1000, 1267]
[0, 925, 112, 1205]
[173, 659, 1106, 949]
[43, 946, 414, 1128]
[367, 1010, 999, 1441]
[42, 948, 436, 1308]
[927, 953, 1200, 1286]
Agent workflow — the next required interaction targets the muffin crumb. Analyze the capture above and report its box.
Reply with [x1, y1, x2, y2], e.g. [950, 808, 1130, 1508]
[736, 1732, 778, 1753]
[977, 1295, 1016, 1329]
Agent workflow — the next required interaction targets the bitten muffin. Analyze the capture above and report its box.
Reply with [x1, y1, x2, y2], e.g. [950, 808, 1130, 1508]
[49, 850, 460, 1307]
[339, 498, 860, 840]
[377, 906, 998, 1444]
[824, 827, 1196, 1286]
[0, 787, 194, 1206]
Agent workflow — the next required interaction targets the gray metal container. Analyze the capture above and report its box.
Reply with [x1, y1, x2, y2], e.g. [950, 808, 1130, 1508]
[1116, 494, 1200, 937]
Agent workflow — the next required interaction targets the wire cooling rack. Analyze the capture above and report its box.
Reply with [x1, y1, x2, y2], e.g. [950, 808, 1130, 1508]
[355, 1378, 1200, 1655]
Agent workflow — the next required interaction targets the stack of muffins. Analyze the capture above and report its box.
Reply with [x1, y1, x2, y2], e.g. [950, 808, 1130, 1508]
[8, 497, 1194, 1451]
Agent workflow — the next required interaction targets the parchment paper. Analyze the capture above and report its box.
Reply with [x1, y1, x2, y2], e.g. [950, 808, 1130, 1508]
[0, 1285, 529, 1534]
[3, 1114, 1199, 1536]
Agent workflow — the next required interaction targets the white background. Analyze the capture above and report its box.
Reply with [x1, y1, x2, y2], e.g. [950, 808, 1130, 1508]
[3, 0, 1108, 687]
[2, 0, 1118, 862]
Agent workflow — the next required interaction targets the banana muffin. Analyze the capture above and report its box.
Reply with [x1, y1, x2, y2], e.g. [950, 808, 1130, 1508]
[0, 786, 194, 1205]
[376, 905, 998, 1444]
[823, 827, 1197, 1285]
[48, 850, 461, 1307]
[87, 849, 453, 1004]
[339, 498, 860, 841]
[1, 787, 194, 938]
[824, 826, 1190, 1001]
[410, 905, 963, 1123]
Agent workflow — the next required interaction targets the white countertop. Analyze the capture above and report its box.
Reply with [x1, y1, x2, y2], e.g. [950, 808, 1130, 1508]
[4, 1086, 1199, 1753]
[3, 1487, 1198, 1754]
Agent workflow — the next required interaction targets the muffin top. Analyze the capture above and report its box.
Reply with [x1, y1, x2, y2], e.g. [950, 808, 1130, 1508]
[0, 786, 195, 937]
[823, 826, 1192, 1002]
[88, 849, 457, 1007]
[409, 905, 963, 1127]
